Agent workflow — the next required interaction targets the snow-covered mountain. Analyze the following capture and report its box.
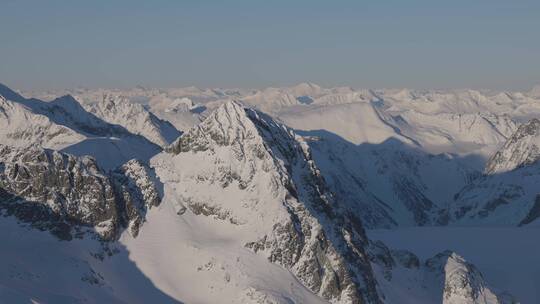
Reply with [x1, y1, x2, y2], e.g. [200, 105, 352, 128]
[450, 119, 540, 226]
[3, 82, 539, 303]
[485, 118, 540, 174]
[368, 242, 514, 304]
[0, 95, 85, 150]
[0, 83, 161, 169]
[84, 94, 181, 147]
[157, 101, 381, 303]
[305, 134, 479, 228]
[26, 82, 539, 159]
[0, 144, 160, 240]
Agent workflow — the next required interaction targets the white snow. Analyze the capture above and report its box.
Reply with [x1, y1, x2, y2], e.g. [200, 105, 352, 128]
[5, 82, 540, 303]
[119, 199, 327, 304]
[368, 227, 540, 304]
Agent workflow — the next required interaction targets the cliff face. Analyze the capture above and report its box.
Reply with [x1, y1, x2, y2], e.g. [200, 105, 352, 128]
[0, 145, 160, 241]
[485, 119, 540, 175]
[161, 101, 382, 303]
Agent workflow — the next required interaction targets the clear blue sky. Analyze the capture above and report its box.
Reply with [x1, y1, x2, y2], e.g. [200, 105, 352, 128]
[1, 0, 539, 90]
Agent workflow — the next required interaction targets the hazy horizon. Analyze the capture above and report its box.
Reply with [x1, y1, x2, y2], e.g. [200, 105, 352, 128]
[1, 0, 539, 91]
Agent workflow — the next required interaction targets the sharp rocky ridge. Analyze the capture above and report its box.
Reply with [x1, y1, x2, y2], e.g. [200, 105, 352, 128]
[0, 82, 523, 303]
[450, 118, 540, 225]
[368, 242, 515, 304]
[0, 144, 161, 241]
[485, 118, 540, 174]
[85, 94, 181, 147]
[162, 100, 382, 303]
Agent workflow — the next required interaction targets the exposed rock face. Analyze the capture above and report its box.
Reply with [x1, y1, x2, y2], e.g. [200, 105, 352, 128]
[450, 119, 540, 225]
[86, 94, 181, 147]
[0, 144, 118, 240]
[111, 159, 161, 237]
[0, 145, 161, 240]
[485, 118, 540, 174]
[162, 101, 382, 304]
[427, 251, 509, 304]
[368, 242, 514, 304]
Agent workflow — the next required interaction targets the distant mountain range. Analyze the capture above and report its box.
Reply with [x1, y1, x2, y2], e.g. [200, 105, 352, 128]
[1, 82, 538, 303]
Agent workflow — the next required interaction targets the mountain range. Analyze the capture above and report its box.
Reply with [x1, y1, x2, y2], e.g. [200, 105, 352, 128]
[1, 82, 539, 303]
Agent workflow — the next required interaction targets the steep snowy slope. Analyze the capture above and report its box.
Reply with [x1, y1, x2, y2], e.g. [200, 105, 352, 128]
[369, 227, 538, 303]
[277, 102, 413, 145]
[235, 85, 523, 158]
[485, 118, 540, 174]
[0, 215, 183, 304]
[303, 132, 479, 228]
[0, 95, 85, 150]
[0, 143, 179, 303]
[0, 83, 161, 170]
[382, 111, 516, 156]
[1, 83, 532, 303]
[451, 162, 540, 226]
[368, 242, 513, 304]
[449, 119, 540, 226]
[152, 101, 382, 303]
[85, 94, 181, 147]
[25, 83, 537, 159]
[0, 100, 379, 304]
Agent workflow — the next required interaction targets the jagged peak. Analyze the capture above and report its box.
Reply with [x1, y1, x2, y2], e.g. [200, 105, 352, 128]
[166, 100, 261, 154]
[165, 99, 304, 158]
[95, 94, 150, 118]
[210, 99, 247, 118]
[101, 93, 130, 105]
[0, 83, 25, 103]
[485, 118, 540, 174]
[50, 94, 83, 108]
[440, 252, 506, 304]
[514, 118, 540, 137]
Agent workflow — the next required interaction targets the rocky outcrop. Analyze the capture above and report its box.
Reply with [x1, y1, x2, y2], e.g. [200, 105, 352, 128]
[368, 242, 514, 304]
[427, 251, 511, 304]
[0, 145, 118, 240]
[111, 159, 161, 237]
[162, 101, 382, 304]
[485, 118, 540, 174]
[0, 145, 161, 240]
[451, 120, 540, 225]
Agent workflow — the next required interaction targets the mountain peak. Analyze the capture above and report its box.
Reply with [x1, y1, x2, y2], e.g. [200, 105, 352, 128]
[213, 99, 246, 117]
[0, 83, 25, 103]
[156, 98, 382, 304]
[485, 118, 540, 174]
[288, 82, 322, 96]
[440, 252, 507, 304]
[85, 94, 181, 147]
[165, 100, 257, 154]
